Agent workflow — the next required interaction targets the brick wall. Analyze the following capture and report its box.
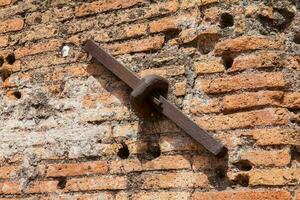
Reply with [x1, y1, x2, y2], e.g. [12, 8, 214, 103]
[0, 0, 299, 199]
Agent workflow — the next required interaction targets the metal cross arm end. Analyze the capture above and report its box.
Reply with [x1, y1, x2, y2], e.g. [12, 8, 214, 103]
[83, 39, 227, 157]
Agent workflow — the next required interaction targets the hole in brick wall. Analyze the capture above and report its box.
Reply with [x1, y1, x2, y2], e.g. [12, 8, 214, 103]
[294, 33, 300, 44]
[34, 16, 42, 23]
[117, 142, 130, 159]
[291, 146, 300, 162]
[234, 160, 253, 171]
[13, 91, 22, 99]
[164, 29, 181, 42]
[6, 54, 15, 65]
[215, 166, 226, 179]
[220, 13, 234, 28]
[0, 69, 11, 82]
[222, 55, 234, 70]
[0, 57, 4, 66]
[57, 177, 67, 189]
[146, 145, 161, 160]
[235, 174, 249, 187]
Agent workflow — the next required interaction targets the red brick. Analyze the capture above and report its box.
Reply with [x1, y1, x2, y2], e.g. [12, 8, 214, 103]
[132, 192, 190, 200]
[46, 161, 108, 177]
[106, 36, 164, 55]
[0, 166, 18, 179]
[197, 108, 289, 131]
[214, 36, 284, 56]
[186, 98, 222, 114]
[0, 36, 8, 47]
[284, 55, 300, 70]
[199, 72, 285, 94]
[139, 65, 185, 78]
[75, 0, 145, 17]
[175, 81, 187, 96]
[0, 18, 24, 33]
[0, 0, 11, 6]
[238, 128, 300, 146]
[282, 92, 300, 109]
[0, 182, 21, 194]
[149, 13, 197, 33]
[223, 91, 284, 111]
[110, 155, 190, 174]
[194, 60, 225, 74]
[159, 135, 203, 152]
[24, 180, 58, 194]
[181, 0, 218, 9]
[239, 149, 291, 167]
[64, 176, 127, 191]
[248, 168, 300, 186]
[15, 40, 62, 59]
[192, 189, 291, 200]
[230, 52, 281, 72]
[141, 171, 208, 189]
[296, 189, 300, 200]
[192, 156, 224, 170]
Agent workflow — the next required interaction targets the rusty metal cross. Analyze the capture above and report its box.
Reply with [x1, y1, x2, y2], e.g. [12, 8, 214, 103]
[84, 40, 227, 157]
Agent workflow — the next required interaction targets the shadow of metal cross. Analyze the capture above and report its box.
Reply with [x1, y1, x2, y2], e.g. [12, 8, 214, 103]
[83, 40, 227, 157]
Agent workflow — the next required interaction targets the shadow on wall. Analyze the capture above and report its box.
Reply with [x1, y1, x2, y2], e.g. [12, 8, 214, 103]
[85, 58, 230, 190]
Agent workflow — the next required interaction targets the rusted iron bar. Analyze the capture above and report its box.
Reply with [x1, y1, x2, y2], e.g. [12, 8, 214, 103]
[84, 40, 227, 156]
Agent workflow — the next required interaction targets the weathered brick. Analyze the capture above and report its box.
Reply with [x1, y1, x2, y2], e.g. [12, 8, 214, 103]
[141, 171, 208, 189]
[296, 189, 300, 200]
[24, 180, 58, 194]
[180, 0, 218, 9]
[112, 122, 138, 138]
[139, 65, 185, 78]
[106, 36, 164, 55]
[15, 40, 62, 59]
[199, 72, 285, 94]
[0, 166, 18, 179]
[80, 107, 130, 123]
[0, 36, 8, 47]
[110, 155, 190, 174]
[160, 135, 203, 152]
[186, 98, 222, 114]
[39, 193, 114, 200]
[223, 91, 284, 111]
[194, 60, 225, 74]
[192, 156, 224, 170]
[149, 13, 197, 33]
[214, 36, 284, 56]
[0, 0, 11, 6]
[284, 55, 300, 70]
[230, 52, 281, 72]
[175, 81, 187, 96]
[282, 92, 300, 109]
[75, 0, 145, 17]
[0, 18, 24, 33]
[197, 108, 289, 131]
[132, 192, 190, 200]
[26, 8, 73, 25]
[192, 189, 291, 200]
[248, 168, 300, 186]
[46, 161, 108, 177]
[238, 128, 300, 146]
[239, 149, 291, 167]
[68, 1, 179, 34]
[64, 176, 127, 191]
[11, 24, 58, 44]
[82, 91, 128, 109]
[0, 182, 20, 194]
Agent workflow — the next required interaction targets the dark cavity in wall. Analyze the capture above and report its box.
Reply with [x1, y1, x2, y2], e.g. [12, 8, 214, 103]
[222, 55, 234, 70]
[13, 91, 22, 99]
[294, 33, 300, 44]
[234, 160, 253, 171]
[117, 142, 130, 159]
[0, 69, 11, 82]
[56, 177, 67, 189]
[220, 13, 234, 28]
[6, 54, 16, 65]
[258, 8, 295, 33]
[0, 57, 4, 66]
